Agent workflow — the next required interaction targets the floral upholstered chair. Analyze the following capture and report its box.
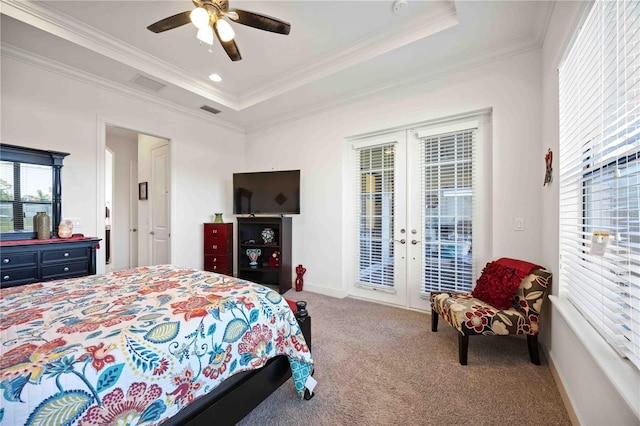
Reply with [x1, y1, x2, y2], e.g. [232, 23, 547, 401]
[430, 258, 552, 365]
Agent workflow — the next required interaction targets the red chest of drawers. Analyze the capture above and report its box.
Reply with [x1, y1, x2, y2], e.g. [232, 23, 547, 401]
[203, 223, 233, 275]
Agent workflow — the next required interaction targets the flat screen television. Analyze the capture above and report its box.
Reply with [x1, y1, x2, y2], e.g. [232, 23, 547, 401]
[233, 170, 300, 215]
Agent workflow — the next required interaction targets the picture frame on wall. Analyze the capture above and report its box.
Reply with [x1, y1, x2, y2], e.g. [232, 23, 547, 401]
[139, 182, 148, 200]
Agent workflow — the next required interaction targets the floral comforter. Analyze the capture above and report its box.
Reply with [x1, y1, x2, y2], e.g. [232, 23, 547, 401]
[0, 265, 313, 426]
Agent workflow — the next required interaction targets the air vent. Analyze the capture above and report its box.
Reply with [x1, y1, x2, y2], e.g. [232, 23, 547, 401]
[200, 105, 221, 115]
[130, 74, 166, 92]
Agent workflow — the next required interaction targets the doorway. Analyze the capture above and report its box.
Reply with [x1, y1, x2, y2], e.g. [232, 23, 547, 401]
[104, 126, 170, 271]
[346, 112, 491, 311]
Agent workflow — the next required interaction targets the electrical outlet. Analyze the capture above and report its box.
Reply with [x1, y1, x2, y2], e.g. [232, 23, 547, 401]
[67, 217, 82, 229]
[514, 218, 524, 231]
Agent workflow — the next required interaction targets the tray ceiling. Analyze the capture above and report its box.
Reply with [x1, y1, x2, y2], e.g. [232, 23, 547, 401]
[1, 0, 553, 130]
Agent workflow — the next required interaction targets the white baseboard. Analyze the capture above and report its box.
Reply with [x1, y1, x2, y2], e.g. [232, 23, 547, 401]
[541, 342, 580, 425]
[298, 283, 348, 299]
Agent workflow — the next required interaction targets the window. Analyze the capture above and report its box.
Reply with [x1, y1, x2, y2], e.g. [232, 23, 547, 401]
[0, 161, 53, 233]
[559, 0, 640, 369]
[356, 144, 396, 289]
[420, 129, 474, 294]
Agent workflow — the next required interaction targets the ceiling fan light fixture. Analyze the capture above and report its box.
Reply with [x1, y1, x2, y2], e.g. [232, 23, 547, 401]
[190, 7, 210, 29]
[197, 26, 215, 45]
[216, 18, 235, 42]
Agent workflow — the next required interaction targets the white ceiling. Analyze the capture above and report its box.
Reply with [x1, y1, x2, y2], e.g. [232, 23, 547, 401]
[0, 0, 553, 131]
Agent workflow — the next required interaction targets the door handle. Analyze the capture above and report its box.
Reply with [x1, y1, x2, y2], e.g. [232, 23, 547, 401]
[131, 228, 137, 232]
[411, 239, 421, 245]
[394, 239, 406, 244]
[150, 231, 155, 235]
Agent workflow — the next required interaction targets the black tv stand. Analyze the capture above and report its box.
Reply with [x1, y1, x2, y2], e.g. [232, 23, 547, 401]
[236, 217, 292, 294]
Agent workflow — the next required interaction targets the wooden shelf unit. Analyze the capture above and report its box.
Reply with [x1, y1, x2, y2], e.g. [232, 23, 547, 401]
[236, 217, 291, 294]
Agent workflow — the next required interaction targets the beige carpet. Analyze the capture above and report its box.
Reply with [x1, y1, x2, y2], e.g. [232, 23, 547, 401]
[238, 290, 571, 426]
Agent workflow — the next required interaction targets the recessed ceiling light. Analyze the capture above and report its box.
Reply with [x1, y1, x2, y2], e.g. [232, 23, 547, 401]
[209, 73, 222, 82]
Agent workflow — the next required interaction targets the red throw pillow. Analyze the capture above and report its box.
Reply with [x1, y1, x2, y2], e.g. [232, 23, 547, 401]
[471, 261, 528, 310]
[495, 257, 541, 275]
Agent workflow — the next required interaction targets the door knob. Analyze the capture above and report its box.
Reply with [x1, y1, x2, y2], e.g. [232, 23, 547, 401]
[150, 231, 155, 235]
[394, 238, 406, 244]
[131, 228, 137, 232]
[411, 239, 421, 245]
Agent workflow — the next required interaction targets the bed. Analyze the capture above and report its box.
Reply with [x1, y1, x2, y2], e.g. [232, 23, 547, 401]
[0, 264, 314, 425]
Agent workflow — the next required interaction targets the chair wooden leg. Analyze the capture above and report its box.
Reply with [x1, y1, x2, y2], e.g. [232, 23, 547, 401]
[527, 334, 541, 365]
[458, 333, 468, 365]
[431, 312, 439, 332]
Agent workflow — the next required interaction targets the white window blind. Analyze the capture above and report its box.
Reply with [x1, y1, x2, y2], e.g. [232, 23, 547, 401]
[355, 143, 396, 290]
[419, 128, 476, 294]
[559, 0, 640, 369]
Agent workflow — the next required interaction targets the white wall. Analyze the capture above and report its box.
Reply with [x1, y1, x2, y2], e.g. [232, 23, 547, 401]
[245, 49, 543, 296]
[540, 2, 640, 424]
[1, 56, 245, 272]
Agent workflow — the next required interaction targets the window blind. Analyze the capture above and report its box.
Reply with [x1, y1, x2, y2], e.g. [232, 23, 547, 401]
[0, 161, 53, 232]
[355, 143, 396, 291]
[419, 128, 476, 294]
[559, 0, 640, 369]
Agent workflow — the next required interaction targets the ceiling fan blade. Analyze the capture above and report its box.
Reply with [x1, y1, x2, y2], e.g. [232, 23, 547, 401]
[147, 11, 192, 33]
[231, 9, 291, 35]
[213, 25, 242, 61]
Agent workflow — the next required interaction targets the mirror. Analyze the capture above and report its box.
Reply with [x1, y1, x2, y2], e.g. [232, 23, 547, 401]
[0, 144, 69, 241]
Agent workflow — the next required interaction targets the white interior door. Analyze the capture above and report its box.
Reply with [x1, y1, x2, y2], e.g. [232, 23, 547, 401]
[150, 143, 170, 265]
[129, 160, 138, 268]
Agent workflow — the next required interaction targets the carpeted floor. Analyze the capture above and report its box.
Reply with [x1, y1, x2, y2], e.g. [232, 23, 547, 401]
[238, 290, 571, 426]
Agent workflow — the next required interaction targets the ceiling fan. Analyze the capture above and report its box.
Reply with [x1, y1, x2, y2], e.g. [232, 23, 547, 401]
[147, 0, 291, 62]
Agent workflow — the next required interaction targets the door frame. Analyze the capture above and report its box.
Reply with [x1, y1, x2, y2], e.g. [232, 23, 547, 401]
[342, 109, 493, 311]
[96, 116, 173, 274]
[129, 160, 138, 268]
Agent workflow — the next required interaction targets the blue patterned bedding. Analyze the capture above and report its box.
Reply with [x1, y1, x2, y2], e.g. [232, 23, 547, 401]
[0, 265, 313, 425]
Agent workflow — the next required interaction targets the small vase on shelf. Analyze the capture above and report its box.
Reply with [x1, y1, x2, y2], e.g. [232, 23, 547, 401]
[268, 250, 280, 268]
[261, 228, 275, 244]
[213, 213, 224, 223]
[246, 248, 261, 268]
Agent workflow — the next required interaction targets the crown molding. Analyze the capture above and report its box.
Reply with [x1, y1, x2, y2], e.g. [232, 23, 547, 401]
[245, 35, 542, 134]
[237, 2, 459, 109]
[1, 0, 458, 113]
[1, 43, 245, 134]
[2, 0, 547, 137]
[532, 0, 555, 47]
[1, 0, 239, 109]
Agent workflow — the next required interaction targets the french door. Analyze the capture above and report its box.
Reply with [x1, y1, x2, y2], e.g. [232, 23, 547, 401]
[350, 131, 409, 307]
[349, 118, 483, 311]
